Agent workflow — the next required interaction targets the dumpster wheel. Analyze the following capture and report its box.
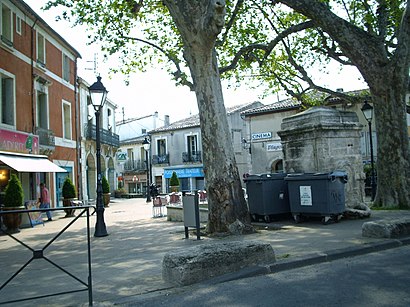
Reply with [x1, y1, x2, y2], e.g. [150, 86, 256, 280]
[322, 216, 332, 225]
[293, 214, 301, 224]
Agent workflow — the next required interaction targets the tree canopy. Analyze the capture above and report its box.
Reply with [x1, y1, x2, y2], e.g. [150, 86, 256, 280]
[44, 0, 410, 212]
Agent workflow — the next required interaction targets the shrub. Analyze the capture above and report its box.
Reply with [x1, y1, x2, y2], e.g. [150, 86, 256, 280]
[169, 171, 180, 187]
[62, 177, 77, 199]
[102, 176, 110, 193]
[4, 174, 24, 208]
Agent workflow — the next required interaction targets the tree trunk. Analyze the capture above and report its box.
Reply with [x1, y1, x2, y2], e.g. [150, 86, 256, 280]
[164, 0, 251, 232]
[369, 77, 410, 208]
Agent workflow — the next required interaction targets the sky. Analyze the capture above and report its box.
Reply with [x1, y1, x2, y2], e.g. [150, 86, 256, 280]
[24, 0, 367, 125]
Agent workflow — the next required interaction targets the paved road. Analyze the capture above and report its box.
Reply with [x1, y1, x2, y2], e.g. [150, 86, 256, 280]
[123, 245, 410, 307]
[1, 198, 409, 306]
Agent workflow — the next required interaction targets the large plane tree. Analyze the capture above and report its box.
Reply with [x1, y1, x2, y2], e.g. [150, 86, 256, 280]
[277, 1, 410, 208]
[217, 1, 409, 208]
[46, 0, 410, 223]
[45, 0, 252, 234]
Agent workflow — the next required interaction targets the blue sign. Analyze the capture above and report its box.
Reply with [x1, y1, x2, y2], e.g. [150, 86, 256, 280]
[164, 167, 204, 178]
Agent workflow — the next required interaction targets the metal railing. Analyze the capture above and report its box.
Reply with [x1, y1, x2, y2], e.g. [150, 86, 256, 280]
[0, 206, 94, 306]
[85, 124, 120, 147]
[123, 159, 145, 171]
[152, 154, 169, 165]
[182, 151, 202, 163]
[35, 126, 56, 147]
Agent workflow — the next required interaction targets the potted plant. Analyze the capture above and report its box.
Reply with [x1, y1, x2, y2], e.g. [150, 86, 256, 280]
[3, 174, 25, 233]
[114, 188, 126, 198]
[62, 177, 77, 217]
[102, 176, 110, 207]
[169, 171, 180, 193]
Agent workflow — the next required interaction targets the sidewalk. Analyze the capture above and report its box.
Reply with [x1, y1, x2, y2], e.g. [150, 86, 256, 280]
[1, 197, 409, 306]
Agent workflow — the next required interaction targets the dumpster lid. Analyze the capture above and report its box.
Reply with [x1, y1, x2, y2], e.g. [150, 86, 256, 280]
[285, 171, 348, 182]
[244, 172, 287, 182]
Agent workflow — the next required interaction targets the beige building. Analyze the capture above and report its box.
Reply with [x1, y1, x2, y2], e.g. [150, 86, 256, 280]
[148, 102, 263, 193]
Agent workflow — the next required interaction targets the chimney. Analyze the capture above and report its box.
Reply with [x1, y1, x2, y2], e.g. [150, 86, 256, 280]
[164, 115, 170, 126]
[336, 88, 344, 93]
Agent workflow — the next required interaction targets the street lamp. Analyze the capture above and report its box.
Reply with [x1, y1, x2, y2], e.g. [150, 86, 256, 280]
[142, 137, 151, 202]
[89, 76, 108, 237]
[361, 100, 376, 201]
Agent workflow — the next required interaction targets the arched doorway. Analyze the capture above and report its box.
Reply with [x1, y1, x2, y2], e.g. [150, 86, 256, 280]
[107, 157, 115, 193]
[271, 159, 284, 173]
[86, 154, 96, 201]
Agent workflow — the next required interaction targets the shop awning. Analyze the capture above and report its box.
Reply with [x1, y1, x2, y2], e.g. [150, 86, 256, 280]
[0, 152, 67, 173]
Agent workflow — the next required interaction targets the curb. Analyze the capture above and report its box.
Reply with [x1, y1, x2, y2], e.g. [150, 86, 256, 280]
[276, 237, 409, 272]
[208, 236, 410, 284]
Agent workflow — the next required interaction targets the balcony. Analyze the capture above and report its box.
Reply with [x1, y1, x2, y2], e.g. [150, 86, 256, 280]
[85, 124, 120, 147]
[123, 159, 146, 172]
[152, 154, 169, 165]
[35, 127, 55, 147]
[182, 151, 202, 163]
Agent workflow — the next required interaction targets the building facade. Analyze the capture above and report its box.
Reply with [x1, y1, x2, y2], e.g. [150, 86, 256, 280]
[0, 0, 81, 208]
[77, 77, 119, 203]
[148, 102, 263, 194]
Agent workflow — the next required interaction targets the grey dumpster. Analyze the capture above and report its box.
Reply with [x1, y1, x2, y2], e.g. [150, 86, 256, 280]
[244, 173, 289, 222]
[285, 171, 348, 224]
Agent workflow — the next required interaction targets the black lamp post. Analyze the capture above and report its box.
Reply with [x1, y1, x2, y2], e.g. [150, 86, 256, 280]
[143, 137, 151, 202]
[89, 76, 108, 237]
[361, 100, 376, 201]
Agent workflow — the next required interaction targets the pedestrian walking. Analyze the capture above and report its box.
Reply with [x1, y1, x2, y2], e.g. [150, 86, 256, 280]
[40, 182, 52, 221]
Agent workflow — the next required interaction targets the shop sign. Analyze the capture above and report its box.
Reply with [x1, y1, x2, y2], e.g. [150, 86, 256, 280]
[0, 129, 39, 154]
[164, 167, 204, 178]
[251, 132, 272, 140]
[267, 142, 282, 152]
[116, 152, 128, 161]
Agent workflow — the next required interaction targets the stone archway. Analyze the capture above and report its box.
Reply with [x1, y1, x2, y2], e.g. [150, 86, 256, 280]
[107, 157, 115, 193]
[86, 153, 96, 200]
[270, 159, 284, 173]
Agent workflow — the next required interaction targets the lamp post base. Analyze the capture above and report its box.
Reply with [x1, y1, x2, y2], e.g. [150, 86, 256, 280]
[94, 207, 108, 237]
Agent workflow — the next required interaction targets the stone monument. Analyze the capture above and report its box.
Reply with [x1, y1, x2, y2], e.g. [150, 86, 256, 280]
[278, 106, 370, 215]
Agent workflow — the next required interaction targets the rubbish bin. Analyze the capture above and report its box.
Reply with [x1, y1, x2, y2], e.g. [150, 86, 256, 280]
[285, 171, 348, 224]
[244, 173, 289, 222]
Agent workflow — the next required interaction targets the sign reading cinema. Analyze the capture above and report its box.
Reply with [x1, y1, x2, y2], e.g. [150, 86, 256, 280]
[251, 132, 272, 140]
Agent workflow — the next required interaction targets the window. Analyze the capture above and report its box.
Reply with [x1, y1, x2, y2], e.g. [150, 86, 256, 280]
[62, 54, 70, 82]
[0, 71, 15, 126]
[16, 16, 21, 35]
[187, 135, 198, 155]
[37, 91, 48, 129]
[107, 108, 113, 131]
[37, 32, 46, 66]
[157, 139, 166, 156]
[62, 101, 72, 139]
[1, 4, 13, 46]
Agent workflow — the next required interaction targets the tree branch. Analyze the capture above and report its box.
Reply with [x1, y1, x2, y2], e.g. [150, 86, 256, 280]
[121, 35, 194, 90]
[217, 0, 244, 47]
[219, 20, 315, 74]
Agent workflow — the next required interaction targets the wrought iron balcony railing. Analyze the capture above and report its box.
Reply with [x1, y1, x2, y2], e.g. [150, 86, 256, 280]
[182, 151, 202, 163]
[152, 154, 169, 165]
[85, 124, 120, 147]
[35, 127, 55, 147]
[123, 159, 146, 171]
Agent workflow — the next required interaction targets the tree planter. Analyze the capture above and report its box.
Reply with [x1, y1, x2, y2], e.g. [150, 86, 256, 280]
[103, 193, 110, 207]
[3, 174, 25, 233]
[62, 198, 77, 217]
[62, 177, 77, 217]
[2, 206, 24, 233]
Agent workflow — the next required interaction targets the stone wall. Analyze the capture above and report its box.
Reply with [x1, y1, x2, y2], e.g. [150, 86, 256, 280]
[278, 107, 366, 209]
